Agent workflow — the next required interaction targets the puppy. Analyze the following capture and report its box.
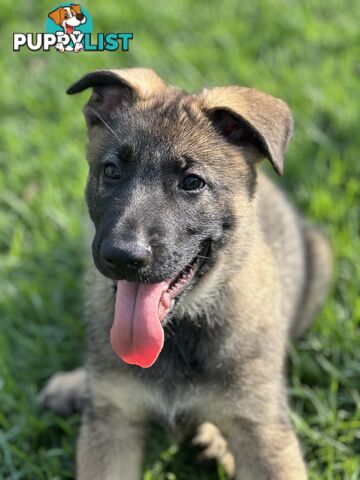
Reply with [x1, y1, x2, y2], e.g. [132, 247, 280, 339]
[48, 4, 86, 52]
[40, 68, 332, 479]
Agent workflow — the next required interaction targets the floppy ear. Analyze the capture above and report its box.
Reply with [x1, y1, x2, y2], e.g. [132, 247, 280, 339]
[48, 7, 62, 25]
[67, 68, 167, 129]
[70, 4, 82, 14]
[201, 86, 293, 175]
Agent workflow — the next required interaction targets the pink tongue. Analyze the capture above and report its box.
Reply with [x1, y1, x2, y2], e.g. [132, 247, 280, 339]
[110, 280, 169, 368]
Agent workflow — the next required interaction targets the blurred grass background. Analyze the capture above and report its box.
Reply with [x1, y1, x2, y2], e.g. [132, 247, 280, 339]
[0, 0, 359, 478]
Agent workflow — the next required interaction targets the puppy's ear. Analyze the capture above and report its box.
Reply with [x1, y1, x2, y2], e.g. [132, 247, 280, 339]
[70, 4, 82, 14]
[67, 68, 167, 129]
[201, 87, 293, 175]
[48, 7, 62, 25]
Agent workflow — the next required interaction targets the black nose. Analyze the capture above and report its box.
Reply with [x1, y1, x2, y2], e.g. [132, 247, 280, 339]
[101, 241, 152, 271]
[76, 14, 85, 20]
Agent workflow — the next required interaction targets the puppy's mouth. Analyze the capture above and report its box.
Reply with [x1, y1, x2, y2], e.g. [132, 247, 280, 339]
[65, 25, 74, 34]
[110, 240, 211, 369]
[159, 240, 210, 319]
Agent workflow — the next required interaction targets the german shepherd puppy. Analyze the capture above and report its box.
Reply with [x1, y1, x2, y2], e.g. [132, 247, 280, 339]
[40, 68, 332, 479]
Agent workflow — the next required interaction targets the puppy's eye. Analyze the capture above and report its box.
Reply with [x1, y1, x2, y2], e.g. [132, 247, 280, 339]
[103, 163, 121, 180]
[181, 174, 206, 191]
[64, 13, 69, 19]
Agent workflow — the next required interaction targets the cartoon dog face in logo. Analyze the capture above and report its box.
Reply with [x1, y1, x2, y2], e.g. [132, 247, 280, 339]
[48, 4, 86, 52]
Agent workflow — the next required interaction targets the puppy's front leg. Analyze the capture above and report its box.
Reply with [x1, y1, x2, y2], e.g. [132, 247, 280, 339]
[227, 419, 307, 480]
[77, 404, 145, 480]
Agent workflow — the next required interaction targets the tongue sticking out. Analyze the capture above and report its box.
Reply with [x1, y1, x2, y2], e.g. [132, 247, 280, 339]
[110, 280, 170, 368]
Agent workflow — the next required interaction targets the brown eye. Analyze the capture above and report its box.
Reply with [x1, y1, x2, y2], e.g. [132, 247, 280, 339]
[103, 163, 121, 180]
[64, 13, 69, 19]
[181, 174, 206, 191]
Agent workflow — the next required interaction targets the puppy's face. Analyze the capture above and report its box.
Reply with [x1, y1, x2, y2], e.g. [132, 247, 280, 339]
[87, 95, 248, 284]
[67, 69, 292, 367]
[48, 5, 86, 34]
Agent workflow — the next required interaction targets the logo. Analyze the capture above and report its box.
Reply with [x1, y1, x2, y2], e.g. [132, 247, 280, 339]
[13, 3, 133, 53]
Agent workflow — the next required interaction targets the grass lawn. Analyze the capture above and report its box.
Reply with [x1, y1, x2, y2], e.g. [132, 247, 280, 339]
[0, 0, 359, 478]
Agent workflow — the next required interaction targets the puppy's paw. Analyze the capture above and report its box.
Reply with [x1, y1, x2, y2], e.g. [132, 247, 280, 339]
[55, 43, 65, 52]
[74, 42, 83, 53]
[193, 422, 235, 478]
[38, 367, 86, 416]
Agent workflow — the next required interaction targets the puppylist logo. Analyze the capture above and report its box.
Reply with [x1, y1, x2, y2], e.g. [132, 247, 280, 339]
[13, 3, 133, 53]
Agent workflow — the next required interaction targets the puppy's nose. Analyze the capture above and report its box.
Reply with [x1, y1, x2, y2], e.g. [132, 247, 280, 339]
[76, 14, 85, 20]
[101, 241, 152, 271]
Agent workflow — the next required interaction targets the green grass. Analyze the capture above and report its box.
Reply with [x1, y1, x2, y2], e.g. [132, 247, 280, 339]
[0, 0, 359, 478]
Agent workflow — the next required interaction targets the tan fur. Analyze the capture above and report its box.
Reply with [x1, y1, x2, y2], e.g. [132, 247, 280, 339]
[40, 68, 333, 479]
[193, 423, 235, 477]
[200, 86, 293, 174]
[109, 68, 168, 99]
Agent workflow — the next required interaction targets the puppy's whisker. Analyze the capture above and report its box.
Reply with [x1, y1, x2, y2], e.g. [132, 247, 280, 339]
[88, 106, 122, 145]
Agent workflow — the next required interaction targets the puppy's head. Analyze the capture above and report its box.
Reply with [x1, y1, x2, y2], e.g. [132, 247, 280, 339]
[48, 4, 86, 32]
[68, 68, 293, 368]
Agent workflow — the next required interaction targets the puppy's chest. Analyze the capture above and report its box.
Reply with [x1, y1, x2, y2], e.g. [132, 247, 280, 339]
[136, 318, 235, 420]
[142, 318, 230, 380]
